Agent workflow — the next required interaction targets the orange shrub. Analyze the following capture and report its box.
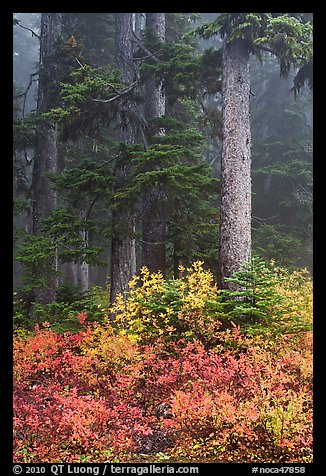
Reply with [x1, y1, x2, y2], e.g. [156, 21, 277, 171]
[14, 321, 312, 463]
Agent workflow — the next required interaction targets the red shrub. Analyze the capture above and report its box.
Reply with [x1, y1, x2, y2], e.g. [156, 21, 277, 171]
[13, 324, 312, 463]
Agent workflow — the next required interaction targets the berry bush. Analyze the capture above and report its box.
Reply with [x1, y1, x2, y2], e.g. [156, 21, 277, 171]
[13, 262, 313, 463]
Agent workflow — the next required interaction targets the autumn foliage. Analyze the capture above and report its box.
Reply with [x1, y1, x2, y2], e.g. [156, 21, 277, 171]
[13, 262, 313, 463]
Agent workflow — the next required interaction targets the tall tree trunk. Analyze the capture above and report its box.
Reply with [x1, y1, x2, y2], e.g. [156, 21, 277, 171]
[218, 39, 252, 290]
[31, 13, 62, 305]
[110, 13, 137, 303]
[133, 13, 144, 43]
[142, 13, 166, 275]
[144, 13, 165, 124]
[64, 140, 90, 293]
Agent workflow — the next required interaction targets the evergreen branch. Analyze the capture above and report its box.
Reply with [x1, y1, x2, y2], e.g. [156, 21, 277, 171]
[257, 44, 308, 63]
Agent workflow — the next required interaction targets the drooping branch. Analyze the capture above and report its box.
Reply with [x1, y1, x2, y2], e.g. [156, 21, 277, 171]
[257, 44, 308, 63]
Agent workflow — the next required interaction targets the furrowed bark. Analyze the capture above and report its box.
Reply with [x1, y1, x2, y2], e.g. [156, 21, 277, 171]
[31, 13, 62, 305]
[218, 39, 252, 290]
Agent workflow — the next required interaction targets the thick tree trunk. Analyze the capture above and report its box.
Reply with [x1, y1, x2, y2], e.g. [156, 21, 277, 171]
[31, 13, 62, 305]
[218, 39, 252, 290]
[32, 125, 58, 234]
[110, 13, 137, 303]
[144, 13, 165, 126]
[142, 197, 166, 275]
[142, 13, 166, 275]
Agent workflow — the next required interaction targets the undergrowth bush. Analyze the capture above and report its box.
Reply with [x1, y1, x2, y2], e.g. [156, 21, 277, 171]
[110, 262, 225, 346]
[14, 284, 111, 334]
[13, 320, 313, 463]
[13, 260, 313, 463]
[110, 260, 312, 345]
[219, 258, 312, 336]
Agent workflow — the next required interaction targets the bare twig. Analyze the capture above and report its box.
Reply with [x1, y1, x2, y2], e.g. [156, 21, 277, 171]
[75, 57, 84, 67]
[14, 21, 40, 39]
[84, 194, 100, 220]
[133, 49, 164, 62]
[252, 214, 280, 223]
[14, 72, 39, 118]
[92, 79, 139, 104]
[131, 29, 160, 63]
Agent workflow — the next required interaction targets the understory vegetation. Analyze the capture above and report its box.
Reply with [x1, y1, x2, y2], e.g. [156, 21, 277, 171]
[13, 259, 313, 463]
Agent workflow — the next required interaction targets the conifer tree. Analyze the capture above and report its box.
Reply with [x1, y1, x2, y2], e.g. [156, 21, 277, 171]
[31, 13, 62, 305]
[195, 13, 312, 289]
[219, 33, 252, 290]
[110, 13, 137, 303]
